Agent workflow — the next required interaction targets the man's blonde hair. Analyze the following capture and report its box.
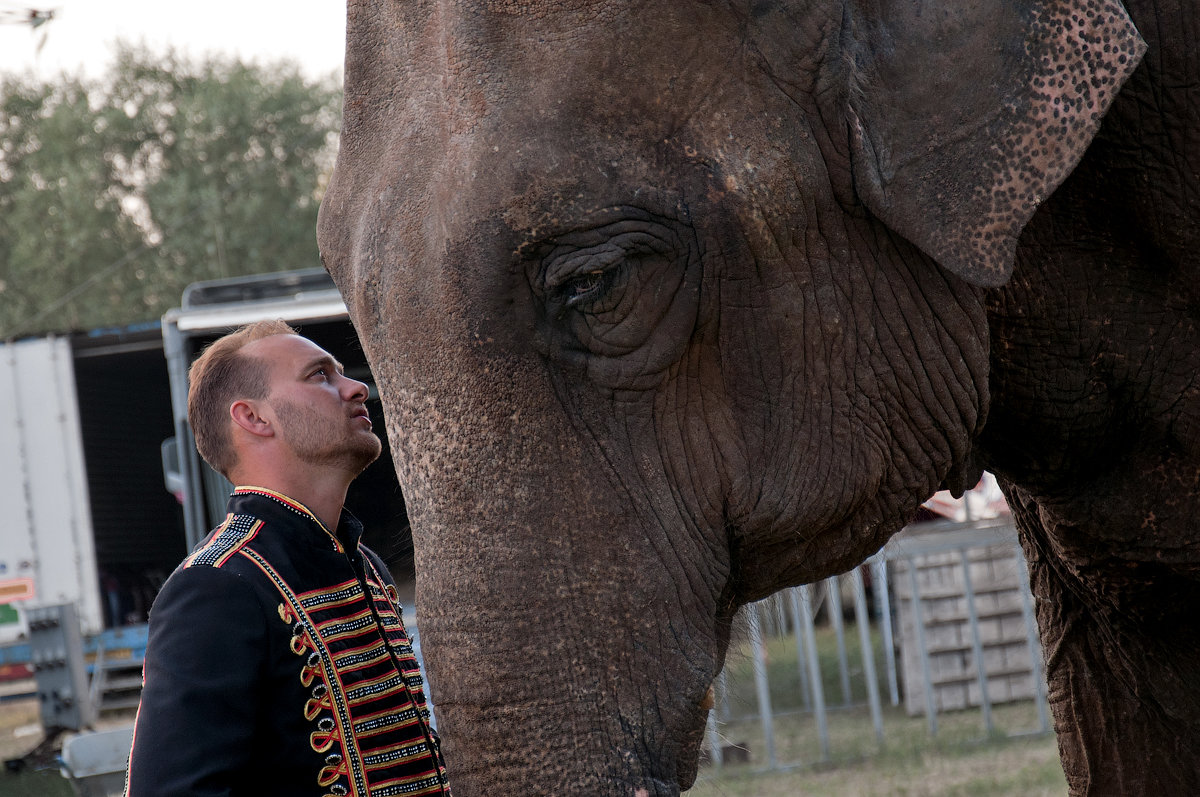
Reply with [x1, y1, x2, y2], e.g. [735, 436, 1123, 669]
[187, 319, 297, 478]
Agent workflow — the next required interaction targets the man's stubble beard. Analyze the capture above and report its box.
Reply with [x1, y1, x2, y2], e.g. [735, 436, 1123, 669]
[273, 398, 382, 477]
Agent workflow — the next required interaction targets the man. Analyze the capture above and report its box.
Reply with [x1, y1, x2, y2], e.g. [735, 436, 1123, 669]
[125, 320, 450, 796]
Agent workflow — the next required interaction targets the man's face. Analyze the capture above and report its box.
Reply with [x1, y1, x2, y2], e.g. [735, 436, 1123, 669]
[246, 334, 382, 475]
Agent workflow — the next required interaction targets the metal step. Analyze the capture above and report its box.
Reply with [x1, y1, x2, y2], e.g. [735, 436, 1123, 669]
[89, 647, 144, 716]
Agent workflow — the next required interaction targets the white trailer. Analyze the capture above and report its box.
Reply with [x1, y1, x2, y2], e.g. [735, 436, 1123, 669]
[0, 322, 187, 654]
[0, 268, 415, 654]
[0, 336, 103, 641]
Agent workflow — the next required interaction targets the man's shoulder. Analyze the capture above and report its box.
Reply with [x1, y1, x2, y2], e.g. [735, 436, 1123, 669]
[150, 548, 270, 626]
[186, 512, 266, 570]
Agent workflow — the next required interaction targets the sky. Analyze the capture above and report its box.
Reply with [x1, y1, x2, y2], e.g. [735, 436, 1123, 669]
[0, 0, 346, 80]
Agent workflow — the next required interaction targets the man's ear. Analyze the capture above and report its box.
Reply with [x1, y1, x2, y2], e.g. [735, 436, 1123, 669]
[230, 400, 275, 438]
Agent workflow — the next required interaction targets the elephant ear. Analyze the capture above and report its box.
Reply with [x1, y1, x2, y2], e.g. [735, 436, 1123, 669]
[845, 0, 1145, 287]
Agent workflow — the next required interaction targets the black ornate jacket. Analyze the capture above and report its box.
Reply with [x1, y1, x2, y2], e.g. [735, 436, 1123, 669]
[125, 487, 450, 796]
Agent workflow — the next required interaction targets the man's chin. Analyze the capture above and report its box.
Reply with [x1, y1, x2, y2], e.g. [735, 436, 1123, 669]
[349, 439, 383, 475]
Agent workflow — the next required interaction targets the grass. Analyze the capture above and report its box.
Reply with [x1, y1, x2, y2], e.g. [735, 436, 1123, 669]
[687, 733, 1065, 797]
[0, 700, 73, 797]
[0, 768, 72, 797]
[687, 623, 1066, 795]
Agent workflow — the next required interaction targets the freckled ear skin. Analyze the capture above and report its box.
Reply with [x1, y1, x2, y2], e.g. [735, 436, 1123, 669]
[846, 0, 1146, 287]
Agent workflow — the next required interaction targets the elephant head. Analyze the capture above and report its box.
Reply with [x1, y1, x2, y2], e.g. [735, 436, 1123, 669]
[318, 2, 1143, 793]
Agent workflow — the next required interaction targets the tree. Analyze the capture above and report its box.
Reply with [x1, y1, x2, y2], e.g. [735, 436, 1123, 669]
[0, 45, 342, 337]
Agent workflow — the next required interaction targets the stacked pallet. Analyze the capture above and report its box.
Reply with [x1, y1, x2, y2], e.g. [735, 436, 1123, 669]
[888, 522, 1044, 716]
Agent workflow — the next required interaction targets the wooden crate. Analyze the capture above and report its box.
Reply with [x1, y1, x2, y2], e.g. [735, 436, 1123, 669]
[889, 526, 1043, 716]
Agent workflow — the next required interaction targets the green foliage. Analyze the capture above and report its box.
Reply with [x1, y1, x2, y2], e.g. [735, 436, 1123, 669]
[0, 45, 342, 337]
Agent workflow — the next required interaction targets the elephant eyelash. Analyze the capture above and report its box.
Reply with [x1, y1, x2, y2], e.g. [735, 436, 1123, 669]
[550, 265, 626, 320]
[539, 230, 664, 317]
[563, 270, 609, 307]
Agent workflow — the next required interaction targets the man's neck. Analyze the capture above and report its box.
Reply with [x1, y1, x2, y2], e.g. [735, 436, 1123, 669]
[286, 483, 350, 534]
[232, 469, 352, 533]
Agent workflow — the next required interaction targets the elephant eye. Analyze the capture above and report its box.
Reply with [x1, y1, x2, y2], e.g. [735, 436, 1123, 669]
[527, 214, 701, 383]
[563, 270, 609, 307]
[532, 216, 689, 331]
[540, 246, 626, 317]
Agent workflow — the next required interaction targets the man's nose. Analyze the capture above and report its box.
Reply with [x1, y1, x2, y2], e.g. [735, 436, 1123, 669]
[341, 375, 369, 402]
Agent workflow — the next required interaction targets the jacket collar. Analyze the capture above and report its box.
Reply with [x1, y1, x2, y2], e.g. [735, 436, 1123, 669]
[228, 486, 363, 553]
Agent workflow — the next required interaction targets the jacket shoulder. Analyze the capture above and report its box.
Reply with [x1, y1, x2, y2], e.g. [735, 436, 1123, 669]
[185, 513, 264, 569]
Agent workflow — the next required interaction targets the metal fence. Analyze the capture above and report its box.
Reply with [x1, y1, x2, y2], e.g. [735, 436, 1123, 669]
[702, 517, 1051, 773]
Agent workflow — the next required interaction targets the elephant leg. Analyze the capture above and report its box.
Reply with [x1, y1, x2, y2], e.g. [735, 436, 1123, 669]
[1005, 487, 1200, 795]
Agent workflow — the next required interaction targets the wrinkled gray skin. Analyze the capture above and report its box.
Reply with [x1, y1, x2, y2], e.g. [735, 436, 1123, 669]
[984, 1, 1200, 792]
[316, 1, 1189, 794]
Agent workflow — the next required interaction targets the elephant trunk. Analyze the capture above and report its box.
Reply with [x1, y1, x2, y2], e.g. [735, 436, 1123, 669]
[369, 342, 725, 795]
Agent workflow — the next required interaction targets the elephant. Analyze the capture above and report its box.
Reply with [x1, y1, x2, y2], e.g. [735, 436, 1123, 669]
[317, 0, 1197, 794]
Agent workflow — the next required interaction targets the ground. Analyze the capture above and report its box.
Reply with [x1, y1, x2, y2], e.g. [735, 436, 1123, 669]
[689, 733, 1064, 796]
[1, 693, 134, 797]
